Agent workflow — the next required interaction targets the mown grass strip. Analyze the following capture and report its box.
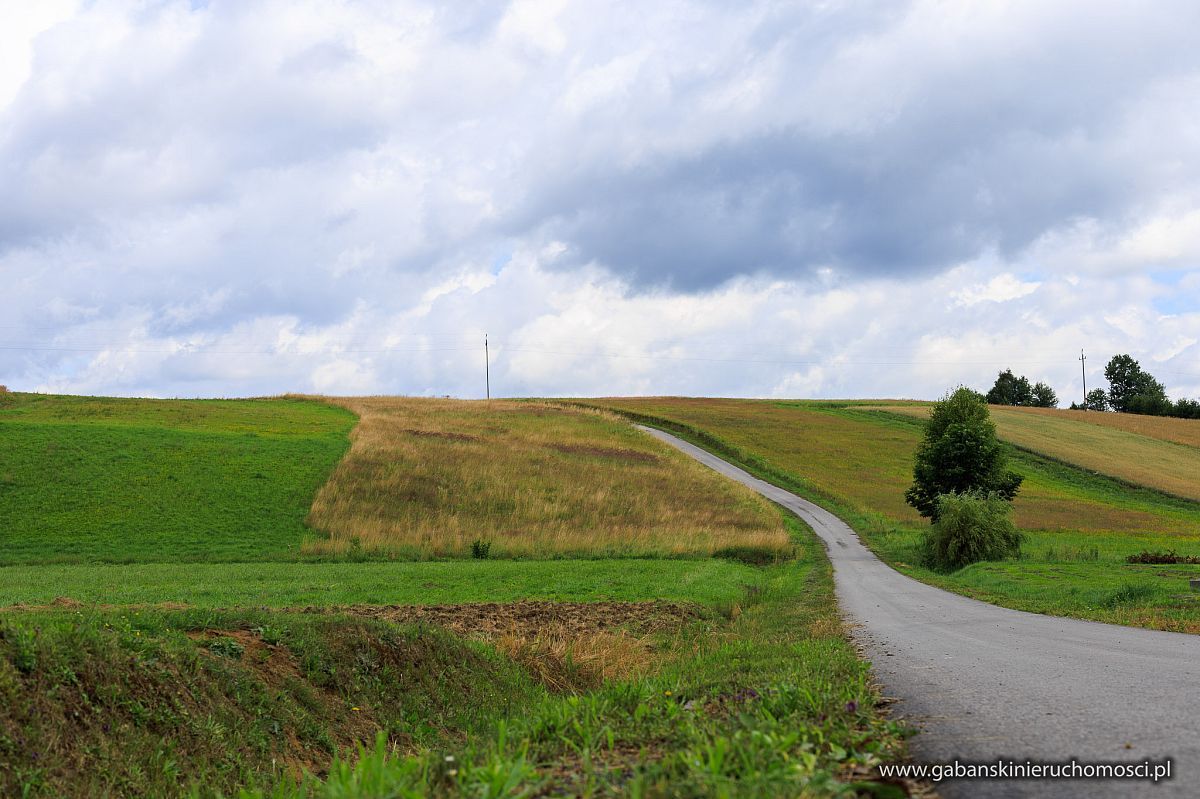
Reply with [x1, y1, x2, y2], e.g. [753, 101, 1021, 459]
[0, 394, 355, 565]
[0, 559, 762, 609]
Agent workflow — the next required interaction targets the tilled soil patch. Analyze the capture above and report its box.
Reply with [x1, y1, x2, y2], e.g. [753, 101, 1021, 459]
[298, 600, 707, 692]
[307, 599, 704, 638]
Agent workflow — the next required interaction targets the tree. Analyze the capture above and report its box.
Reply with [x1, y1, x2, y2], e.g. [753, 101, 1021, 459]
[986, 369, 1033, 406]
[1084, 388, 1108, 411]
[1127, 390, 1172, 416]
[1030, 382, 1058, 408]
[905, 387, 1024, 520]
[1171, 398, 1200, 420]
[986, 369, 1057, 407]
[1104, 354, 1169, 414]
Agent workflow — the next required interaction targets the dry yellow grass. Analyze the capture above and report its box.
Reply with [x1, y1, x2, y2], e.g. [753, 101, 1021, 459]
[873, 404, 1200, 501]
[1004, 405, 1200, 448]
[592, 398, 1199, 535]
[495, 625, 660, 692]
[303, 397, 790, 558]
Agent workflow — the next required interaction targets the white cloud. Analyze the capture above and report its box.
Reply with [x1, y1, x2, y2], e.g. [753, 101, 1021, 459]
[1, 0, 1198, 403]
[0, 0, 79, 109]
[953, 274, 1042, 306]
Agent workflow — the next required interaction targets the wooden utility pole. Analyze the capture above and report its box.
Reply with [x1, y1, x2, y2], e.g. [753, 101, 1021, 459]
[484, 334, 490, 400]
[1079, 349, 1087, 410]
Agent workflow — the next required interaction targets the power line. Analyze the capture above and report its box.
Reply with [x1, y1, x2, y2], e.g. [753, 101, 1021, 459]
[1, 340, 1196, 379]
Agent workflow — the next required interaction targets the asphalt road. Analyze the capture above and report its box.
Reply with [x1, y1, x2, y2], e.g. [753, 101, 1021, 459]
[641, 426, 1199, 798]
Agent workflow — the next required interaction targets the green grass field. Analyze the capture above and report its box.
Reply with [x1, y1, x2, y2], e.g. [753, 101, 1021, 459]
[587, 397, 1200, 633]
[0, 393, 356, 564]
[1, 393, 909, 797]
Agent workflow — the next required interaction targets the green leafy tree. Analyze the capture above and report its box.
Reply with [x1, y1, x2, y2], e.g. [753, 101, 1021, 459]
[905, 387, 1023, 520]
[985, 369, 1033, 406]
[1104, 354, 1169, 414]
[1030, 381, 1058, 408]
[923, 491, 1025, 571]
[1084, 388, 1108, 411]
[1171, 398, 1200, 419]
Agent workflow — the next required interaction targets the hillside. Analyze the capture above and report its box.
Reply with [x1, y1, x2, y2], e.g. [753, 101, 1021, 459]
[589, 397, 1200, 537]
[0, 393, 907, 797]
[870, 403, 1200, 502]
[587, 397, 1200, 634]
[0, 393, 356, 564]
[303, 396, 790, 559]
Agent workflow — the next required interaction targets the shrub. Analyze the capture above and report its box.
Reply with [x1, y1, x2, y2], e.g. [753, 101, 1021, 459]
[922, 491, 1025, 571]
[1126, 550, 1200, 565]
[470, 539, 491, 559]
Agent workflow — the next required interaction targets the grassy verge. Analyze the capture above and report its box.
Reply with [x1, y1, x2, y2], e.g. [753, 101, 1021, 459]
[582, 398, 1200, 634]
[0, 607, 542, 798]
[0, 394, 355, 565]
[0, 559, 762, 608]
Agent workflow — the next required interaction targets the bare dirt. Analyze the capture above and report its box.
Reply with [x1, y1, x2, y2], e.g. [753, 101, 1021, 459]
[304, 600, 705, 693]
[311, 599, 702, 638]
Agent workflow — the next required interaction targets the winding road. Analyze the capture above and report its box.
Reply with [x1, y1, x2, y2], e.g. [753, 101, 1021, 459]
[641, 426, 1199, 798]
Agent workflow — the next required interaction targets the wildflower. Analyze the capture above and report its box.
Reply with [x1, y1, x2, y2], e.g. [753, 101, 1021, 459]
[663, 690, 672, 696]
[845, 700, 858, 714]
[351, 706, 360, 712]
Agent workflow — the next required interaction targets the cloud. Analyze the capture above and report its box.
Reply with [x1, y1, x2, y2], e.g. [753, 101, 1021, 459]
[954, 273, 1041, 307]
[1, 0, 1198, 401]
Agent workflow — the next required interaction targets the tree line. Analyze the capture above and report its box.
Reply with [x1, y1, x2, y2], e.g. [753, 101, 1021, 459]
[985, 354, 1199, 419]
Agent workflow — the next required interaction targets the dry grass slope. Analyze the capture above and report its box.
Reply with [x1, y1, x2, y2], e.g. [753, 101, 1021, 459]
[872, 404, 1200, 501]
[593, 397, 1199, 536]
[1007, 405, 1200, 448]
[303, 397, 790, 559]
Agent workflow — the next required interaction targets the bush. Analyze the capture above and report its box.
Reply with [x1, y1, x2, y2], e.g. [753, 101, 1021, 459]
[922, 491, 1025, 571]
[1126, 549, 1200, 565]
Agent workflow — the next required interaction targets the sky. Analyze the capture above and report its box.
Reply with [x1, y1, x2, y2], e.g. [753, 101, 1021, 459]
[2, 0, 1198, 402]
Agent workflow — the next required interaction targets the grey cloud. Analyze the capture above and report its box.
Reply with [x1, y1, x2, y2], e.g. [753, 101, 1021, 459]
[2, 0, 1199, 398]
[500, 1, 1200, 288]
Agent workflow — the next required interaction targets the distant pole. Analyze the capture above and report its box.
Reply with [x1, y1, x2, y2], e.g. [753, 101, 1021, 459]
[484, 334, 490, 400]
[1079, 349, 1087, 410]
